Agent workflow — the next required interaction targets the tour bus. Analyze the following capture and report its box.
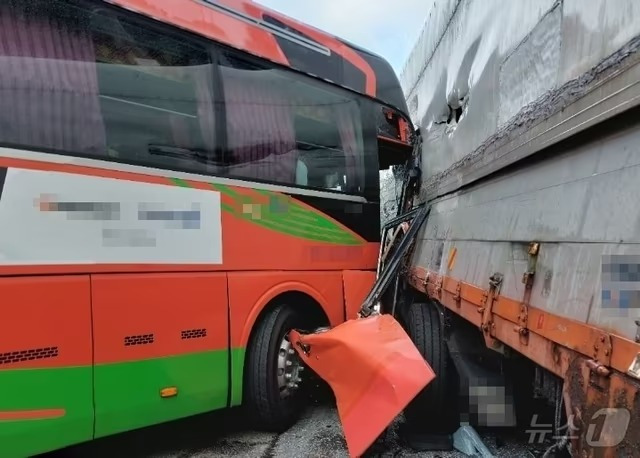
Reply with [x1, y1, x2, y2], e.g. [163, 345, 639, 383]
[0, 0, 413, 456]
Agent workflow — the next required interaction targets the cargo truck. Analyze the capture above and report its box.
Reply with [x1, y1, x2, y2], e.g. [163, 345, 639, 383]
[389, 1, 640, 456]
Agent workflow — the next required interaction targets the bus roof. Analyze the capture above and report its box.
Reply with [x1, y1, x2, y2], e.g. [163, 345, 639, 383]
[106, 0, 409, 116]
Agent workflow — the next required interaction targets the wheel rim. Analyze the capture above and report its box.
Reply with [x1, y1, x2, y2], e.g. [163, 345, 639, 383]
[276, 333, 304, 398]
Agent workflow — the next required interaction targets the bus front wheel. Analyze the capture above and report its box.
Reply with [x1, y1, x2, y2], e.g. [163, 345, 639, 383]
[244, 304, 306, 432]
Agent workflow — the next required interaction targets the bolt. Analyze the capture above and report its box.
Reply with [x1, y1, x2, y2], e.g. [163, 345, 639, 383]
[605, 349, 610, 356]
[600, 336, 605, 343]
[288, 348, 295, 355]
[286, 360, 292, 367]
[285, 373, 292, 380]
[298, 366, 304, 372]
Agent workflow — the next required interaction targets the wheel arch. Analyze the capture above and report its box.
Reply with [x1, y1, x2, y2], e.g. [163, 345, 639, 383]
[230, 282, 335, 408]
[239, 283, 337, 352]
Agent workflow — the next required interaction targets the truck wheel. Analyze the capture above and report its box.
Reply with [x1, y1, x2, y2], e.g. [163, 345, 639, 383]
[402, 301, 449, 430]
[244, 304, 306, 432]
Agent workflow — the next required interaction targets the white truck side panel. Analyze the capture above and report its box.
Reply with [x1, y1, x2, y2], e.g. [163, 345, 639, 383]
[397, 0, 640, 343]
[412, 120, 640, 342]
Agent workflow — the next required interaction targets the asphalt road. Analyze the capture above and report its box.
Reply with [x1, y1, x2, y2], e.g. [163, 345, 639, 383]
[47, 395, 550, 458]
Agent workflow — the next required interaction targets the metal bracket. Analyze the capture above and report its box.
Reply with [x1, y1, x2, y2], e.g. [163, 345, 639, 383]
[521, 242, 540, 288]
[515, 305, 529, 344]
[516, 242, 540, 345]
[435, 277, 443, 300]
[453, 282, 462, 308]
[480, 273, 503, 350]
[592, 333, 613, 368]
[360, 205, 431, 317]
[628, 353, 640, 380]
[422, 272, 430, 292]
[585, 333, 613, 387]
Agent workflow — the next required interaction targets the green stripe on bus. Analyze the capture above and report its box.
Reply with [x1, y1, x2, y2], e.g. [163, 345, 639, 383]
[1, 348, 247, 457]
[94, 350, 229, 438]
[171, 177, 191, 188]
[230, 347, 246, 407]
[211, 183, 242, 199]
[173, 179, 362, 244]
[0, 366, 93, 458]
[212, 184, 363, 245]
[243, 216, 358, 244]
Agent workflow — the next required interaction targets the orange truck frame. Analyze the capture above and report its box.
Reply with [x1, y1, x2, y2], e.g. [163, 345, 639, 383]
[0, 1, 413, 456]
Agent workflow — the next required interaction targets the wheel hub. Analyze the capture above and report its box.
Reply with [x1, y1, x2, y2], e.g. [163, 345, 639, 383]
[277, 333, 304, 397]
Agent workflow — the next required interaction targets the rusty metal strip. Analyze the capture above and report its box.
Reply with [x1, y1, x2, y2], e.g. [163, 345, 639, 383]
[479, 273, 503, 351]
[410, 267, 640, 378]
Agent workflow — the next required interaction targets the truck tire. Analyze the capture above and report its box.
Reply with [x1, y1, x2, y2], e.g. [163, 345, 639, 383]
[244, 304, 306, 432]
[402, 301, 449, 430]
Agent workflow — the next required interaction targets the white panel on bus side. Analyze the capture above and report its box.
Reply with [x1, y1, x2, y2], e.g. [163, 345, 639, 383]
[0, 168, 222, 265]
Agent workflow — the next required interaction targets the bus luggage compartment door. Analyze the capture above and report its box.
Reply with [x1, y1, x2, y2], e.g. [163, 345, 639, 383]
[91, 272, 229, 438]
[0, 275, 93, 457]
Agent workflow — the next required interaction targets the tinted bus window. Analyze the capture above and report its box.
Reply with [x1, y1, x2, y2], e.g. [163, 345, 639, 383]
[0, 0, 221, 174]
[0, 1, 104, 156]
[219, 51, 366, 195]
[93, 12, 220, 174]
[0, 0, 371, 195]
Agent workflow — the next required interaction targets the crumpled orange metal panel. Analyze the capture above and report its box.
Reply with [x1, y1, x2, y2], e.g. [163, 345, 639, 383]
[290, 314, 435, 457]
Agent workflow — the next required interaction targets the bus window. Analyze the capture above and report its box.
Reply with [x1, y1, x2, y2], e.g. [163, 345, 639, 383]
[218, 50, 366, 195]
[0, 0, 222, 176]
[0, 1, 106, 156]
[91, 11, 221, 174]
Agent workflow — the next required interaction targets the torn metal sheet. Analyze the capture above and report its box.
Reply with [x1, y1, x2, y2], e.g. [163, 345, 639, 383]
[290, 315, 435, 458]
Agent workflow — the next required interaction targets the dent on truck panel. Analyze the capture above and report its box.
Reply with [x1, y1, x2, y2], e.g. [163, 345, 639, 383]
[399, 0, 640, 200]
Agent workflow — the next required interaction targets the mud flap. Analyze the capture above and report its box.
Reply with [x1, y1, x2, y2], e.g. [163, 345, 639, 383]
[290, 314, 435, 458]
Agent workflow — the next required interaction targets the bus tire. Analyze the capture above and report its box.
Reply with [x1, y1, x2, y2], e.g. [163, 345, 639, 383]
[244, 304, 305, 432]
[402, 301, 449, 430]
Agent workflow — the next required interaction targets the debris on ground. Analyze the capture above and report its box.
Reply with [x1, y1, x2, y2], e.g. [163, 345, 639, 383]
[453, 425, 494, 457]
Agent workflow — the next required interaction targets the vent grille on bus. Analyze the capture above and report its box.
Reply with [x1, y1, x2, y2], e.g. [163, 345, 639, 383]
[124, 334, 154, 346]
[181, 328, 207, 340]
[0, 346, 59, 365]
